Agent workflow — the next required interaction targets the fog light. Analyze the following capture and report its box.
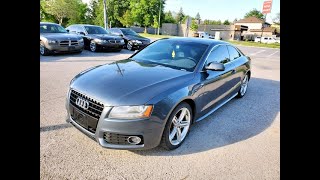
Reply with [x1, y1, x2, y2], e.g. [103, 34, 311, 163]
[127, 136, 141, 145]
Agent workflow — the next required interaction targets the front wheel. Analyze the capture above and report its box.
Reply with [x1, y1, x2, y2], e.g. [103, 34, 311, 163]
[40, 41, 50, 56]
[161, 102, 192, 150]
[90, 40, 98, 52]
[126, 41, 134, 51]
[237, 74, 249, 98]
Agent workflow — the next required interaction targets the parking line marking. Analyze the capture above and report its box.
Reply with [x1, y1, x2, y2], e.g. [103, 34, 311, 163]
[250, 50, 266, 56]
[267, 51, 279, 57]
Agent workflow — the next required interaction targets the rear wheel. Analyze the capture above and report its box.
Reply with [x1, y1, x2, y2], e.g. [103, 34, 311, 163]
[40, 41, 50, 56]
[237, 74, 249, 98]
[161, 102, 192, 150]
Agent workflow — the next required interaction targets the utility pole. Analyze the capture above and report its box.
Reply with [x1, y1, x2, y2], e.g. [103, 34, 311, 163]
[260, 14, 266, 43]
[157, 0, 161, 35]
[103, 0, 108, 29]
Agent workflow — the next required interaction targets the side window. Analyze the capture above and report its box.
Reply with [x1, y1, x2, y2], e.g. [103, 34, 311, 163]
[227, 46, 241, 61]
[67, 26, 77, 33]
[206, 45, 230, 64]
[76, 26, 85, 33]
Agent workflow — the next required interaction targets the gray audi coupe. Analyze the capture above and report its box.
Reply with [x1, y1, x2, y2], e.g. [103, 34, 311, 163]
[66, 37, 251, 150]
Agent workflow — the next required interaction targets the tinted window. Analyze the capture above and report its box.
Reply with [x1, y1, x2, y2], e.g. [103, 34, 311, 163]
[120, 29, 138, 36]
[84, 26, 110, 34]
[227, 46, 241, 61]
[40, 24, 67, 33]
[132, 39, 208, 71]
[206, 45, 230, 64]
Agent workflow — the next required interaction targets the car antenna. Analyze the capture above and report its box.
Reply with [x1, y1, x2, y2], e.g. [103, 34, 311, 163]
[115, 62, 124, 76]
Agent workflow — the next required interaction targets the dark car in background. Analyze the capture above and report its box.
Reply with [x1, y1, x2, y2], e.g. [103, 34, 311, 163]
[66, 38, 251, 150]
[109, 28, 151, 51]
[66, 24, 125, 52]
[40, 22, 84, 56]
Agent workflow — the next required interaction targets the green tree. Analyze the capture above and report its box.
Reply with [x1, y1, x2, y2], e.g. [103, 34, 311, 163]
[273, 12, 280, 25]
[106, 0, 131, 27]
[223, 20, 230, 25]
[176, 7, 185, 24]
[164, 11, 176, 23]
[45, 0, 78, 25]
[119, 10, 134, 27]
[190, 20, 198, 31]
[195, 12, 200, 20]
[216, 20, 222, 25]
[40, 0, 57, 22]
[130, 0, 165, 32]
[244, 9, 264, 19]
[67, 0, 90, 26]
[182, 15, 190, 24]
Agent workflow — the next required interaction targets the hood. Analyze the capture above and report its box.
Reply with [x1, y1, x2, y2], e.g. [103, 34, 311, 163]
[125, 34, 150, 42]
[40, 33, 81, 41]
[70, 59, 194, 106]
[89, 34, 123, 40]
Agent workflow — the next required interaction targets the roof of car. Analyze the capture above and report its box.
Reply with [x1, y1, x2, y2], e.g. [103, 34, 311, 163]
[70, 24, 103, 27]
[40, 22, 58, 25]
[161, 37, 229, 46]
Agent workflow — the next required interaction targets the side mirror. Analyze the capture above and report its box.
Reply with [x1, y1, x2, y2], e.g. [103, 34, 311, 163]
[66, 29, 69, 32]
[205, 62, 225, 71]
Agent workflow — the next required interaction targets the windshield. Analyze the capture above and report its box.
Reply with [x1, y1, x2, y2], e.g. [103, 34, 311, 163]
[40, 24, 67, 33]
[84, 26, 110, 34]
[131, 39, 209, 71]
[120, 29, 138, 36]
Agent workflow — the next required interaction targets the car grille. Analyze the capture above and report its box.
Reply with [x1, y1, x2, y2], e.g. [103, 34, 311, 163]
[69, 89, 104, 119]
[103, 132, 144, 145]
[60, 40, 78, 46]
[108, 40, 121, 43]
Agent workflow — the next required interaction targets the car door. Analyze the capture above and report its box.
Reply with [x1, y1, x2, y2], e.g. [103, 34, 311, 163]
[197, 45, 236, 117]
[227, 45, 248, 94]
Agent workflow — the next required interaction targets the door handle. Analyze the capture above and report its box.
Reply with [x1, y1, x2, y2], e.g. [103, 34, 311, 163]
[231, 69, 236, 74]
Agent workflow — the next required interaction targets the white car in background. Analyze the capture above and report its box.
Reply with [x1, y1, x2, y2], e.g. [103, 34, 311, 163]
[197, 31, 214, 39]
[254, 36, 280, 44]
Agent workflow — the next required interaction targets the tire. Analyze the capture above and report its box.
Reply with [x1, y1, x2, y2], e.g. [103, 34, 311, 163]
[89, 40, 98, 52]
[237, 74, 249, 98]
[161, 102, 192, 150]
[126, 41, 134, 51]
[40, 41, 50, 56]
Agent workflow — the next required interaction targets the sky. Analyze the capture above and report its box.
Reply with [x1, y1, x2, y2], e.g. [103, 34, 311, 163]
[81, 0, 280, 23]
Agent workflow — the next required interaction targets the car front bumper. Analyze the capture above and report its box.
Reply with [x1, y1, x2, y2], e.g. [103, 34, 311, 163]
[96, 42, 125, 50]
[66, 102, 165, 150]
[46, 43, 84, 53]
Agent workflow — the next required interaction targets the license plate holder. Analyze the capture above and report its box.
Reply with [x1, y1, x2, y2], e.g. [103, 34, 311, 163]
[72, 108, 87, 128]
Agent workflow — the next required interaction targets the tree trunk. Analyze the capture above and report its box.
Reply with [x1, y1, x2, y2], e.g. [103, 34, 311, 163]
[59, 18, 63, 25]
[144, 27, 147, 33]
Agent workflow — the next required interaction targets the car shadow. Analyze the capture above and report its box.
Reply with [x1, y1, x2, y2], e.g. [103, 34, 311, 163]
[131, 77, 279, 156]
[40, 49, 134, 62]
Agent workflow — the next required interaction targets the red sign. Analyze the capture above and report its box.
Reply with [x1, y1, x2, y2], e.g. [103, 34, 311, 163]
[262, 0, 272, 14]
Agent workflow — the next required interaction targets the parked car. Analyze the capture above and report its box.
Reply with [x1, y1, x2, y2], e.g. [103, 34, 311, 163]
[66, 24, 125, 52]
[254, 36, 280, 44]
[40, 22, 84, 56]
[197, 31, 214, 39]
[66, 37, 251, 150]
[109, 28, 151, 51]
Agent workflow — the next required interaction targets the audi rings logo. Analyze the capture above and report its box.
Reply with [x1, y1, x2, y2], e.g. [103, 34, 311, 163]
[76, 97, 89, 110]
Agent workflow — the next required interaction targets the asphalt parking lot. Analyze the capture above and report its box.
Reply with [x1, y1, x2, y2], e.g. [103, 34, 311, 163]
[40, 44, 280, 179]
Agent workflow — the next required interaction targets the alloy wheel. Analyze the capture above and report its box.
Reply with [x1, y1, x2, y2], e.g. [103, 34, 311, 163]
[169, 107, 191, 146]
[240, 75, 248, 96]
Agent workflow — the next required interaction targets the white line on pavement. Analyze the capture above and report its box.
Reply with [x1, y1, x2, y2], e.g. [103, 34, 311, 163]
[250, 50, 266, 56]
[267, 51, 279, 57]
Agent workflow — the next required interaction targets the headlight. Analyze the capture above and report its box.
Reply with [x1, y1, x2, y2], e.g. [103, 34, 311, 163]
[109, 105, 153, 119]
[78, 39, 84, 43]
[120, 39, 124, 43]
[47, 39, 57, 44]
[95, 39, 103, 43]
[132, 40, 142, 44]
